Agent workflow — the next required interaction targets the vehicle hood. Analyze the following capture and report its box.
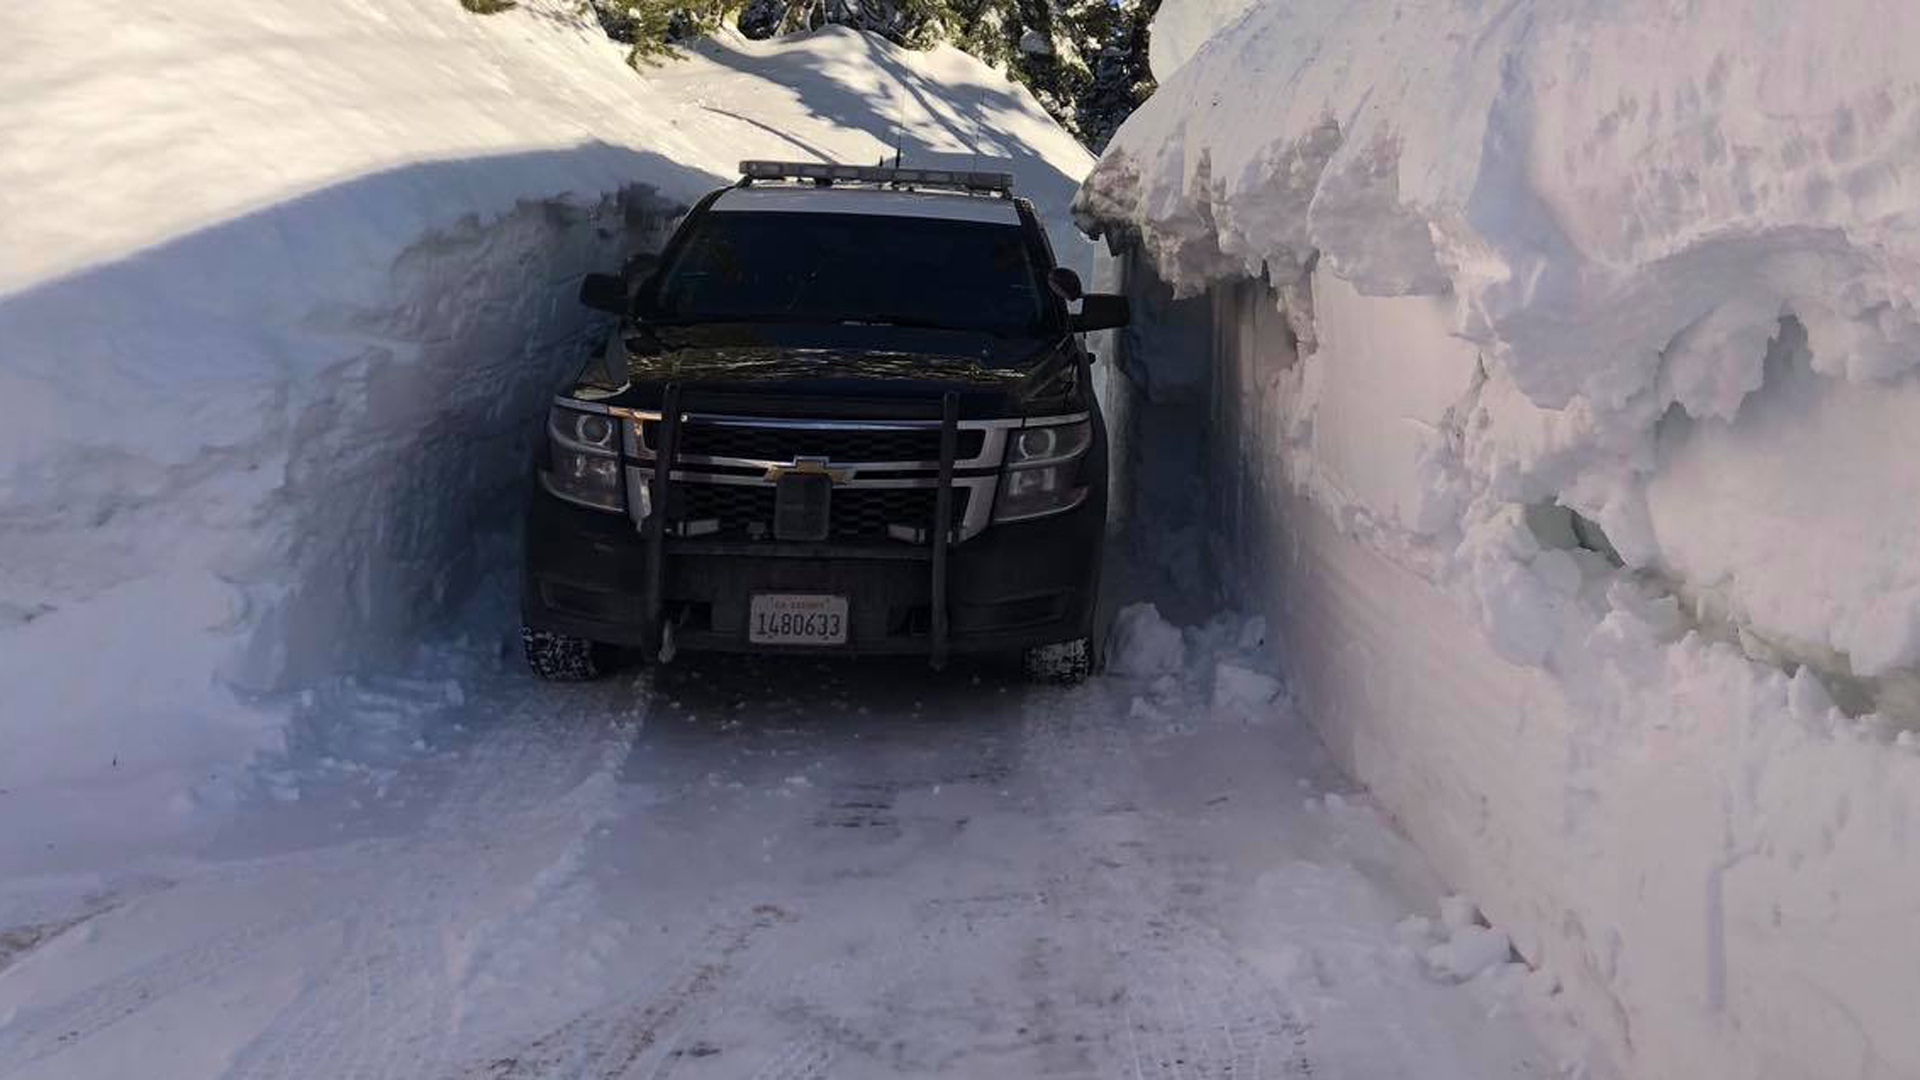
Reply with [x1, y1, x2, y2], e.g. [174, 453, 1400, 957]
[563, 323, 1079, 419]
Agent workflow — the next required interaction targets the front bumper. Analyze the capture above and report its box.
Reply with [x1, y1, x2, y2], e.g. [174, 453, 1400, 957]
[522, 489, 1103, 656]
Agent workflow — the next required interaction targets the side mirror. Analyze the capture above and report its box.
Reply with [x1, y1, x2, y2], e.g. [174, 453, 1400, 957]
[1047, 266, 1084, 301]
[1070, 293, 1130, 333]
[579, 272, 628, 314]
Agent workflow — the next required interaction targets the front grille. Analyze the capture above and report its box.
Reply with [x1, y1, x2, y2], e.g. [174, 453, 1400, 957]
[647, 422, 985, 464]
[671, 483, 967, 542]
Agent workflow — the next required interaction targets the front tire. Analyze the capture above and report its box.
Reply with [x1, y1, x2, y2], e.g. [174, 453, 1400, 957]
[1024, 637, 1092, 686]
[521, 626, 608, 682]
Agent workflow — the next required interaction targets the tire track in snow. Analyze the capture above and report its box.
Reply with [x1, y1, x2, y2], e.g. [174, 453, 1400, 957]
[531, 674, 1325, 1080]
[457, 902, 796, 1080]
[450, 731, 1053, 1078]
[0, 649, 1544, 1079]
[0, 677, 648, 1080]
[1103, 917, 1315, 1080]
[1017, 682, 1320, 1080]
[0, 845, 376, 1073]
[456, 841, 987, 1080]
[220, 692, 646, 1080]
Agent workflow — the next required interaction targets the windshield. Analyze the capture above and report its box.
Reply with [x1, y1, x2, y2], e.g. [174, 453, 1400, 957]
[646, 210, 1048, 337]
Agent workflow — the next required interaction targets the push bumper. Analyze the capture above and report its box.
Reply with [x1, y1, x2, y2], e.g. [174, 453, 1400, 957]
[522, 490, 1102, 657]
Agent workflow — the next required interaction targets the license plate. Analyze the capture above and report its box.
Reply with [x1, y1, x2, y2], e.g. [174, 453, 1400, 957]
[748, 593, 849, 646]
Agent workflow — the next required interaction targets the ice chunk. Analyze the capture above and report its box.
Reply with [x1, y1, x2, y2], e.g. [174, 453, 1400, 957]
[1394, 914, 1436, 947]
[1128, 696, 1168, 723]
[1438, 894, 1481, 933]
[1425, 925, 1513, 982]
[1213, 662, 1282, 721]
[1108, 602, 1186, 677]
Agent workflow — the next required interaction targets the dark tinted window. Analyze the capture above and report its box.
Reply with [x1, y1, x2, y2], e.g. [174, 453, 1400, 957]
[647, 211, 1046, 336]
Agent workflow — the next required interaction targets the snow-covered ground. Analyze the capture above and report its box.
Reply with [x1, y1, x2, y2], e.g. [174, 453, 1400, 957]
[0, 0, 1092, 869]
[1078, 2, 1920, 1078]
[0, 605, 1572, 1079]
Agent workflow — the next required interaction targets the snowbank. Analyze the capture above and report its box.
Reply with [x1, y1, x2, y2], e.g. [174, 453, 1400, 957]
[0, 0, 1091, 868]
[1076, 2, 1920, 1077]
[1142, 0, 1257, 82]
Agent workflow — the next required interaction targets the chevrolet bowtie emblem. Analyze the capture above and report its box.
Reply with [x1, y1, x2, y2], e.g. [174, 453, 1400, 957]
[764, 457, 853, 482]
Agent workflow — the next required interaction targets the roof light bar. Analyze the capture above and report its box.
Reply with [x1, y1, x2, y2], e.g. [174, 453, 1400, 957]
[739, 160, 1015, 195]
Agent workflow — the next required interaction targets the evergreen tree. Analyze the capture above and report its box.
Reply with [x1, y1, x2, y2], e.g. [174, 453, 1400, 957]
[559, 0, 1159, 146]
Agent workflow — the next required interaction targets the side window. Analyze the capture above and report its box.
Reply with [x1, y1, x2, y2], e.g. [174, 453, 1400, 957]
[1020, 205, 1070, 326]
[1033, 221, 1060, 270]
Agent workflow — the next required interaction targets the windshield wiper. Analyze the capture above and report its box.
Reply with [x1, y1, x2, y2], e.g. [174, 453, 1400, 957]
[649, 313, 1024, 336]
[648, 313, 826, 326]
[836, 316, 952, 330]
[839, 315, 1030, 337]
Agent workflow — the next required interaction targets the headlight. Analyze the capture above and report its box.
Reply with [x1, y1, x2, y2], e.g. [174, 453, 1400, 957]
[543, 404, 625, 513]
[1006, 419, 1091, 466]
[549, 405, 619, 454]
[994, 418, 1091, 522]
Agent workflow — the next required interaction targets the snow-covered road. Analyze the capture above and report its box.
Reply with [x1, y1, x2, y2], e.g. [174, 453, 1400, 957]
[0, 628, 1560, 1080]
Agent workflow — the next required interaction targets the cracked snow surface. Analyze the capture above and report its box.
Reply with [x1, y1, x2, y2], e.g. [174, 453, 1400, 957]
[0, 628, 1561, 1080]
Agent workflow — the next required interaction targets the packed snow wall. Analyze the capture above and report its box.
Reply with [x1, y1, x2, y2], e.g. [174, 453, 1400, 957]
[0, 161, 687, 857]
[1079, 1, 1920, 1077]
[0, 0, 1093, 864]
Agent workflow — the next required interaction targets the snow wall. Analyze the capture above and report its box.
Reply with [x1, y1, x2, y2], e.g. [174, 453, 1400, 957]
[0, 0, 1091, 866]
[1078, 2, 1920, 1078]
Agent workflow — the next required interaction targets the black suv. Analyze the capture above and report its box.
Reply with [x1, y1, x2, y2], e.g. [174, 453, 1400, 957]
[521, 160, 1129, 683]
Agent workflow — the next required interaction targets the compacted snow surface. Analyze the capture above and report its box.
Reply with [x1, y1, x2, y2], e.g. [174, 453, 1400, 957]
[0, 613, 1565, 1079]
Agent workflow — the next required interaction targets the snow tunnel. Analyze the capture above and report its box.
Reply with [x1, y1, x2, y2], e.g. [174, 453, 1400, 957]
[8, 2, 1920, 1077]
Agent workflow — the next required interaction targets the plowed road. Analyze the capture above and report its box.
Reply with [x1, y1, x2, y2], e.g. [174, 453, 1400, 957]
[0, 650, 1558, 1079]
